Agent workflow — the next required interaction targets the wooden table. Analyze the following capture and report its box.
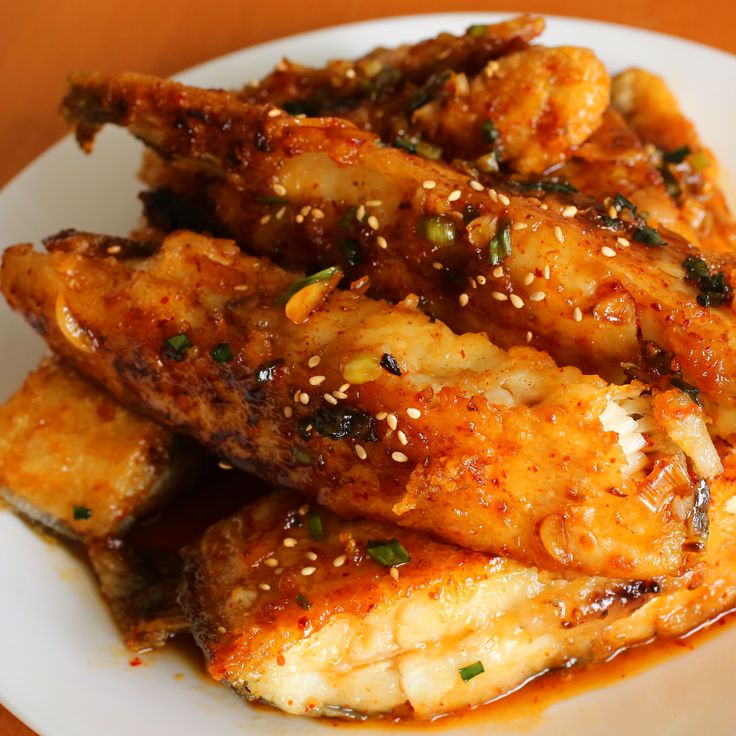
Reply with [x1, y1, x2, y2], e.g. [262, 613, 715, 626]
[0, 1, 733, 733]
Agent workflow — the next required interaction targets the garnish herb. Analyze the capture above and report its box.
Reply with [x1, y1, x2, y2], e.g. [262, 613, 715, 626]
[480, 119, 499, 145]
[310, 405, 378, 442]
[662, 145, 691, 164]
[210, 343, 234, 363]
[466, 23, 487, 37]
[255, 358, 285, 384]
[613, 193, 637, 215]
[339, 206, 358, 229]
[380, 353, 402, 376]
[683, 254, 733, 308]
[366, 538, 410, 567]
[293, 447, 312, 466]
[418, 215, 456, 246]
[394, 137, 417, 154]
[339, 238, 363, 267]
[516, 179, 578, 194]
[73, 505, 92, 521]
[670, 377, 703, 406]
[308, 511, 324, 540]
[632, 226, 665, 246]
[295, 593, 312, 610]
[459, 661, 485, 682]
[162, 333, 192, 362]
[275, 266, 341, 305]
[488, 218, 512, 265]
[254, 194, 289, 205]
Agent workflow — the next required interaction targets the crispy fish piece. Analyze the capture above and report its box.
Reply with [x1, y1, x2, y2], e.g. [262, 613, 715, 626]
[180, 489, 661, 720]
[0, 356, 190, 540]
[1, 229, 719, 578]
[60, 73, 736, 433]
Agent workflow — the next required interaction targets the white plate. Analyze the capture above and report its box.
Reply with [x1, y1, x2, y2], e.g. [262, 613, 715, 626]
[1, 12, 736, 736]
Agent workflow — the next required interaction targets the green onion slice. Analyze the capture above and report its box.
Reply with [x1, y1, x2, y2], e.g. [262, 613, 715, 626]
[308, 511, 324, 540]
[366, 538, 410, 567]
[275, 267, 342, 305]
[488, 218, 512, 265]
[210, 343, 234, 363]
[459, 661, 485, 682]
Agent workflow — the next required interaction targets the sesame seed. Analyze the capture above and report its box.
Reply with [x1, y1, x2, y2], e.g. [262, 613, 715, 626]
[387, 413, 398, 430]
[608, 206, 618, 219]
[308, 355, 321, 368]
[526, 331, 533, 343]
[218, 461, 233, 470]
[376, 411, 388, 421]
[300, 205, 312, 216]
[488, 188, 499, 203]
[392, 451, 409, 463]
[554, 226, 565, 244]
[106, 245, 122, 254]
[529, 291, 546, 302]
[295, 214, 304, 224]
[562, 205, 578, 218]
[234, 284, 249, 291]
[301, 566, 317, 576]
[573, 307, 583, 322]
[448, 190, 462, 202]
[540, 203, 549, 211]
[469, 277, 477, 289]
[377, 236, 388, 249]
[356, 204, 366, 221]
[406, 407, 422, 419]
[512, 222, 528, 231]
[389, 567, 400, 581]
[492, 266, 504, 278]
[477, 275, 487, 285]
[397, 430, 408, 445]
[267, 108, 282, 118]
[299, 392, 310, 405]
[432, 261, 444, 270]
[339, 383, 350, 393]
[543, 264, 551, 280]
[355, 444, 367, 460]
[601, 246, 617, 258]
[258, 582, 271, 591]
[324, 393, 338, 405]
[510, 294, 525, 309]
[459, 293, 470, 307]
[523, 272, 535, 286]
[617, 237, 630, 247]
[264, 558, 279, 567]
[275, 568, 284, 575]
[217, 626, 227, 634]
[309, 375, 326, 386]
[366, 199, 383, 207]
[283, 537, 298, 547]
[298, 504, 309, 516]
[367, 215, 380, 231]
[498, 193, 511, 206]
[283, 406, 293, 418]
[345, 68, 356, 79]
[492, 291, 508, 301]
[333, 554, 347, 567]
[469, 180, 484, 191]
[312, 208, 325, 220]
[333, 390, 348, 400]
[260, 214, 271, 225]
[422, 180, 437, 190]
[276, 206, 286, 220]
[273, 183, 287, 196]
[293, 390, 301, 402]
[306, 551, 318, 561]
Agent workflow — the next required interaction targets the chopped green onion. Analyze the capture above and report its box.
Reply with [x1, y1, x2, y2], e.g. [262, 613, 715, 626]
[73, 505, 92, 521]
[366, 538, 410, 567]
[380, 353, 402, 376]
[394, 137, 418, 154]
[488, 218, 511, 265]
[311, 405, 377, 442]
[339, 206, 358, 229]
[308, 511, 324, 540]
[210, 343, 234, 363]
[662, 145, 692, 164]
[162, 333, 192, 362]
[517, 179, 578, 194]
[683, 255, 710, 281]
[275, 266, 341, 305]
[632, 226, 665, 246]
[613, 193, 637, 214]
[690, 151, 711, 171]
[293, 447, 312, 466]
[255, 358, 284, 383]
[481, 119, 499, 145]
[466, 23, 487, 37]
[682, 254, 732, 308]
[339, 238, 363, 267]
[254, 194, 289, 205]
[670, 377, 702, 406]
[459, 661, 485, 682]
[418, 215, 456, 246]
[295, 593, 312, 610]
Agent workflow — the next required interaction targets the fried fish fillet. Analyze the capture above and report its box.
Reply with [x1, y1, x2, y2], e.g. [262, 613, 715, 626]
[1, 229, 719, 578]
[60, 72, 736, 434]
[180, 489, 661, 720]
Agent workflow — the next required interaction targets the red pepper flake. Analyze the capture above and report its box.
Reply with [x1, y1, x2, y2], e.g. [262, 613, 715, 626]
[129, 657, 143, 667]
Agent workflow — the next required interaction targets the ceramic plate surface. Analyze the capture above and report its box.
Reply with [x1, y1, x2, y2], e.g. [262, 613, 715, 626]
[1, 13, 735, 736]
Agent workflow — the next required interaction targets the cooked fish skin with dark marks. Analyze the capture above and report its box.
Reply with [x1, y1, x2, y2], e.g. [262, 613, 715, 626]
[60, 73, 736, 433]
[240, 15, 544, 119]
[180, 489, 660, 720]
[0, 356, 193, 540]
[1, 230, 720, 578]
